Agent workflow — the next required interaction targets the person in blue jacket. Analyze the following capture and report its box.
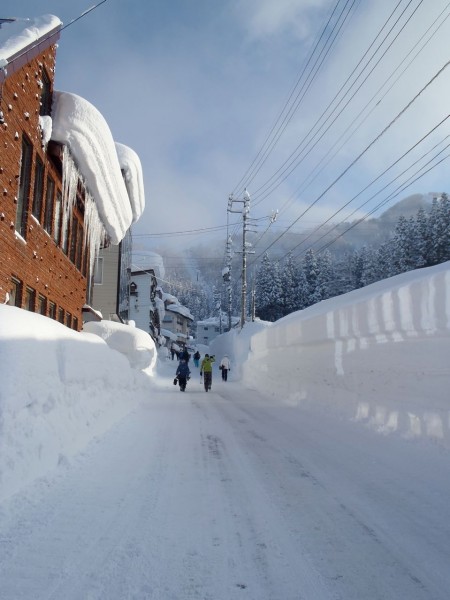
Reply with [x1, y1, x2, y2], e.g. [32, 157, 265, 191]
[175, 359, 191, 392]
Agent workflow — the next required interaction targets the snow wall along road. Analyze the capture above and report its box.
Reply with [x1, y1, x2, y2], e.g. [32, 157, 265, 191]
[242, 262, 450, 448]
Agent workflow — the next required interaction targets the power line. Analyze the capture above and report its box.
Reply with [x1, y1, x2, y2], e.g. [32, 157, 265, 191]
[313, 152, 450, 256]
[236, 0, 360, 195]
[2, 1, 109, 66]
[281, 116, 450, 260]
[251, 0, 424, 205]
[248, 57, 450, 265]
[272, 1, 450, 222]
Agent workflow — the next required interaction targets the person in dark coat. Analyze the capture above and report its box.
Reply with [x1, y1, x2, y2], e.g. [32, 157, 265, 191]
[175, 359, 191, 392]
[193, 350, 201, 368]
[180, 348, 190, 362]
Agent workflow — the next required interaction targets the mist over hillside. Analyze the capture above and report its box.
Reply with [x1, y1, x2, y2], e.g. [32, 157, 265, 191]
[133, 192, 442, 319]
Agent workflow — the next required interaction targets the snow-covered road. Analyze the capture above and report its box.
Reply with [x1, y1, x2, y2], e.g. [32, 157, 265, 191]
[1, 364, 449, 600]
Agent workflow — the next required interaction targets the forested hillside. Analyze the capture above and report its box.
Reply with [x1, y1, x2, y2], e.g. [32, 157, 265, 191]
[144, 193, 449, 324]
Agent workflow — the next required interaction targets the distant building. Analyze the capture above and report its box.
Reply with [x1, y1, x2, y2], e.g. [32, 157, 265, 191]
[160, 291, 194, 348]
[196, 316, 240, 345]
[128, 267, 160, 341]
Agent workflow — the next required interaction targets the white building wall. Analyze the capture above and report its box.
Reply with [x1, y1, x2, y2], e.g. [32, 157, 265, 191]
[128, 272, 152, 334]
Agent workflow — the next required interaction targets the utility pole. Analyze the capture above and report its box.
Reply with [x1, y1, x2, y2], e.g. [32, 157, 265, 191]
[222, 232, 233, 332]
[228, 189, 256, 329]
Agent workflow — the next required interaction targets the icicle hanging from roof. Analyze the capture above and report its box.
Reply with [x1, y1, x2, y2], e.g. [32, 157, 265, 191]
[83, 191, 106, 278]
[61, 145, 78, 249]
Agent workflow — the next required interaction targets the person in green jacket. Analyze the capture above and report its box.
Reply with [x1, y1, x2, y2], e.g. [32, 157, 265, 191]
[200, 354, 215, 392]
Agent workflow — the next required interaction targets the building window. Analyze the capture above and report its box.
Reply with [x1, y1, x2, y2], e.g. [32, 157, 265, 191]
[31, 156, 45, 222]
[53, 190, 62, 245]
[39, 69, 52, 116]
[10, 277, 22, 307]
[58, 307, 65, 323]
[16, 136, 33, 238]
[25, 287, 36, 312]
[44, 176, 55, 234]
[66, 312, 72, 328]
[73, 316, 78, 331]
[93, 256, 103, 284]
[38, 294, 47, 316]
[48, 302, 56, 320]
[204, 327, 208, 331]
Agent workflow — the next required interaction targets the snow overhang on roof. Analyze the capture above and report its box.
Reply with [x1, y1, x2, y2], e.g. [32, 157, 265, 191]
[51, 91, 133, 245]
[115, 143, 145, 224]
[166, 304, 194, 321]
[0, 15, 61, 82]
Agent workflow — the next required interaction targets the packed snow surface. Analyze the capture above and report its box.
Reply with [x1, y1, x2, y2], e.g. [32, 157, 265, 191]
[0, 262, 449, 599]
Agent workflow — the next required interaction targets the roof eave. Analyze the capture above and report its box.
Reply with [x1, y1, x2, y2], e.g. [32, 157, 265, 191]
[0, 24, 61, 85]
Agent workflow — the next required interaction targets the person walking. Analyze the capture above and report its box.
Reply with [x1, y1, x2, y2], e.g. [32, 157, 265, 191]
[193, 350, 201, 368]
[219, 355, 231, 381]
[180, 347, 190, 363]
[175, 359, 190, 392]
[200, 354, 215, 392]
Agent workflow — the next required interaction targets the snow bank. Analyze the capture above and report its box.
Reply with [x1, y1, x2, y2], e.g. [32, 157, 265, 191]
[210, 320, 272, 380]
[51, 91, 132, 244]
[242, 262, 450, 447]
[83, 320, 157, 373]
[0, 306, 149, 501]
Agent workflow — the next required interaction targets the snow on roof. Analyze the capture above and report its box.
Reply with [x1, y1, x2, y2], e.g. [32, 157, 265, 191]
[197, 316, 240, 326]
[132, 251, 165, 279]
[0, 15, 61, 67]
[166, 303, 194, 321]
[161, 291, 179, 304]
[51, 91, 133, 245]
[160, 328, 178, 341]
[115, 142, 145, 224]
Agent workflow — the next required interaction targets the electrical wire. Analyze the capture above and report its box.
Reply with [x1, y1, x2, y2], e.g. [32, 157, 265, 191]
[313, 152, 450, 256]
[278, 116, 450, 260]
[272, 1, 450, 222]
[231, 0, 347, 197]
[247, 57, 450, 265]
[238, 0, 360, 194]
[250, 0, 424, 206]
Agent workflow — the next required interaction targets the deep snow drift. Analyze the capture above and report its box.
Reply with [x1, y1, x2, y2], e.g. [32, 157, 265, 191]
[212, 261, 450, 446]
[0, 311, 155, 501]
[0, 261, 449, 502]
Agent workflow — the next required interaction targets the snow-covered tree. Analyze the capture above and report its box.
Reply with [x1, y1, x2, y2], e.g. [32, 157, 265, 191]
[255, 253, 283, 321]
[315, 250, 335, 301]
[303, 249, 320, 306]
[280, 253, 302, 315]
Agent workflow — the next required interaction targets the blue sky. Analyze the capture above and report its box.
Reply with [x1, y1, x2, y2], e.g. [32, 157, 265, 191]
[2, 0, 450, 253]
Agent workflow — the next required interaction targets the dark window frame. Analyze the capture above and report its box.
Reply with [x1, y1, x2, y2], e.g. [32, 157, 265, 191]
[39, 69, 52, 117]
[25, 287, 36, 312]
[16, 135, 33, 238]
[31, 155, 45, 222]
[44, 176, 55, 235]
